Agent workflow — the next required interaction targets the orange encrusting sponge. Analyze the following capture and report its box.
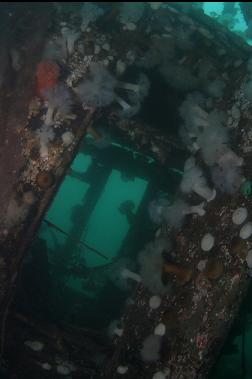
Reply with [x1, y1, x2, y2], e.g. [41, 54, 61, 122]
[36, 61, 60, 97]
[164, 263, 192, 285]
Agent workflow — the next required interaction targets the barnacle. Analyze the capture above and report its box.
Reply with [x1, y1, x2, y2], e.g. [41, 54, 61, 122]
[36, 171, 55, 190]
[204, 259, 224, 280]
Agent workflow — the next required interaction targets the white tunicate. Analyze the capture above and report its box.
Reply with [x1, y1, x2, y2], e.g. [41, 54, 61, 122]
[56, 365, 71, 375]
[240, 222, 252, 239]
[41, 363, 52, 371]
[246, 250, 252, 269]
[152, 372, 166, 379]
[24, 340, 44, 352]
[232, 207, 248, 225]
[149, 295, 161, 309]
[201, 233, 215, 251]
[117, 366, 128, 374]
[197, 259, 207, 272]
[62, 131, 74, 147]
[154, 323, 166, 336]
[140, 335, 162, 362]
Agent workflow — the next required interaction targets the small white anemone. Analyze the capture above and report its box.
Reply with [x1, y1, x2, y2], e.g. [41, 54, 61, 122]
[148, 198, 170, 225]
[116, 74, 150, 118]
[121, 268, 142, 283]
[36, 125, 55, 159]
[108, 320, 124, 338]
[149, 198, 205, 229]
[117, 74, 150, 100]
[61, 27, 80, 55]
[165, 199, 206, 229]
[44, 104, 54, 126]
[186, 202, 206, 217]
[180, 157, 216, 202]
[116, 94, 141, 118]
